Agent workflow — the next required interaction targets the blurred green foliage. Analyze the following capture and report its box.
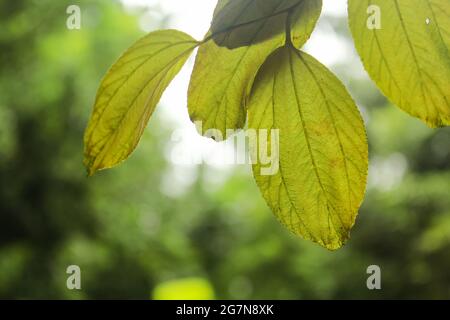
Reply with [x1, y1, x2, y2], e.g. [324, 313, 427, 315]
[0, 0, 449, 299]
[153, 278, 215, 300]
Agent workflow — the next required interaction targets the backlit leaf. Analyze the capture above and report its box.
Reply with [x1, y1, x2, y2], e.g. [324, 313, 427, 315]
[348, 0, 450, 127]
[249, 46, 368, 250]
[188, 0, 322, 137]
[84, 30, 198, 176]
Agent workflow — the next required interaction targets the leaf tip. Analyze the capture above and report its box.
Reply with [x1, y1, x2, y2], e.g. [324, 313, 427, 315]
[83, 158, 97, 177]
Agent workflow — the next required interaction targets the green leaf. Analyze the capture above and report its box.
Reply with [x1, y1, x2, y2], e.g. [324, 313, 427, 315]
[248, 46, 368, 250]
[211, 0, 304, 48]
[188, 0, 322, 137]
[213, 0, 231, 17]
[349, 0, 450, 127]
[84, 30, 198, 176]
[289, 0, 324, 48]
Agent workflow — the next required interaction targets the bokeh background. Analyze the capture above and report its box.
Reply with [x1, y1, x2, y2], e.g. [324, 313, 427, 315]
[0, 0, 449, 299]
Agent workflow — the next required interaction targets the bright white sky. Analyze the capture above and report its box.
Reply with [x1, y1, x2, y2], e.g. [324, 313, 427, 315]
[120, 0, 352, 194]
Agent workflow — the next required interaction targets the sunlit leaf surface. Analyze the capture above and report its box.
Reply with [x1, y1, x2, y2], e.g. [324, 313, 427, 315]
[349, 0, 450, 127]
[249, 47, 368, 250]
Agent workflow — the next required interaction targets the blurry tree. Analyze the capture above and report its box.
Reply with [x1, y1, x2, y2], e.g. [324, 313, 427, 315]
[0, 0, 449, 299]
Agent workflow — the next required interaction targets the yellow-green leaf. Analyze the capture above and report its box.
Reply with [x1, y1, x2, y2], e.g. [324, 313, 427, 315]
[289, 0, 324, 48]
[349, 0, 450, 127]
[188, 0, 322, 137]
[248, 47, 368, 250]
[84, 30, 198, 176]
